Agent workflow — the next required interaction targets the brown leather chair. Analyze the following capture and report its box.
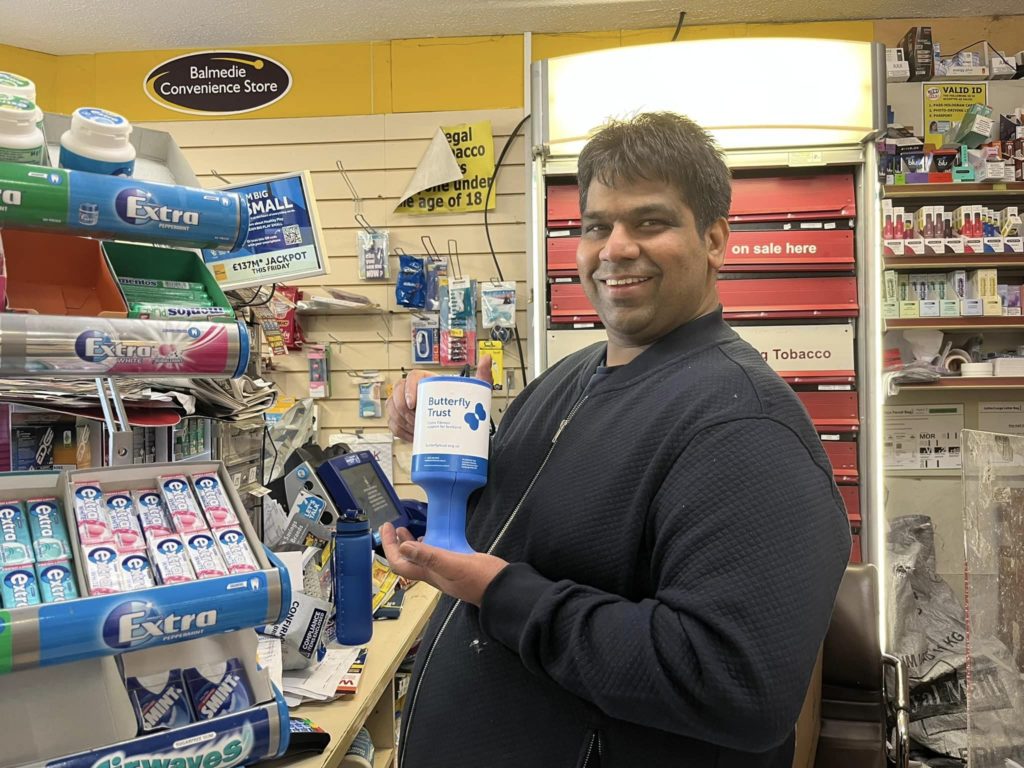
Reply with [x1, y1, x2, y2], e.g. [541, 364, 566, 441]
[814, 564, 909, 768]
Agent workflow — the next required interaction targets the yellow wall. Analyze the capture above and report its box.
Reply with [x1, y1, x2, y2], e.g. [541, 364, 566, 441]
[0, 16, 1017, 119]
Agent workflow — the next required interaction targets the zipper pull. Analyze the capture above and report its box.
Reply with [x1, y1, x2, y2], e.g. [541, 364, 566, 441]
[552, 418, 569, 444]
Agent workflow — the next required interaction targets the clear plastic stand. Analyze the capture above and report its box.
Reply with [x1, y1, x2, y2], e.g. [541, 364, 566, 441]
[961, 429, 1024, 767]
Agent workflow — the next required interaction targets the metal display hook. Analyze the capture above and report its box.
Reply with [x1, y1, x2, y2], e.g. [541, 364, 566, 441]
[210, 169, 232, 185]
[336, 160, 381, 234]
[447, 239, 463, 279]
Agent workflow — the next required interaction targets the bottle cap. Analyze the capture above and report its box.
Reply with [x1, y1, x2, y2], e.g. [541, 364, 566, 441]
[337, 509, 369, 533]
[72, 107, 132, 136]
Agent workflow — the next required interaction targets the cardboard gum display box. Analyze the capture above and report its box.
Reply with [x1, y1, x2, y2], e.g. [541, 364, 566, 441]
[0, 465, 291, 766]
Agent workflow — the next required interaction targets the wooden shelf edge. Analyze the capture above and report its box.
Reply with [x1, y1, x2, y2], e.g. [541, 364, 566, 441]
[897, 376, 1024, 390]
[886, 318, 1024, 330]
[885, 254, 1024, 269]
[373, 747, 396, 768]
[884, 182, 1024, 199]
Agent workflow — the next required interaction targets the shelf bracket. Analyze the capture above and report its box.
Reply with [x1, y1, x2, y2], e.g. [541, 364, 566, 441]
[96, 377, 133, 466]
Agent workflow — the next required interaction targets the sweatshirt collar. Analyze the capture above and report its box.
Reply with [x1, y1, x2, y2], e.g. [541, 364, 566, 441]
[574, 307, 738, 393]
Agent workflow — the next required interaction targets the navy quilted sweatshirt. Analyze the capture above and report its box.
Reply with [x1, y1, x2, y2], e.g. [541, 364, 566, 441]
[398, 309, 851, 768]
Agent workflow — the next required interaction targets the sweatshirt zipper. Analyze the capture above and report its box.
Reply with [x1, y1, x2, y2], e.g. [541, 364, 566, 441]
[399, 394, 588, 766]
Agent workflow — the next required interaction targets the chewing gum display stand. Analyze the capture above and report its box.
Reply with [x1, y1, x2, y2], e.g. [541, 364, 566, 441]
[411, 376, 491, 554]
[0, 464, 292, 767]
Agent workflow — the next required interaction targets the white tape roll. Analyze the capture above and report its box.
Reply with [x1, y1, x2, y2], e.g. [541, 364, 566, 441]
[942, 349, 972, 373]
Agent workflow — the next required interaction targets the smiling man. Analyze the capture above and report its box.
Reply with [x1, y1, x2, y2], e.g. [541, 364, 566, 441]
[383, 112, 851, 768]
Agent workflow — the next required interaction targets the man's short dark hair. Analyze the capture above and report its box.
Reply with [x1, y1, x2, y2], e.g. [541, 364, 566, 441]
[577, 112, 732, 234]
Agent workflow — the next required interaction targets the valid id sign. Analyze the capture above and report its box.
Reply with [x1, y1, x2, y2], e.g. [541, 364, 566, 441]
[203, 171, 328, 289]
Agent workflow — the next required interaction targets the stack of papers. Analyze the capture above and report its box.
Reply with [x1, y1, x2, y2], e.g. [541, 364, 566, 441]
[281, 646, 368, 707]
[0, 375, 278, 424]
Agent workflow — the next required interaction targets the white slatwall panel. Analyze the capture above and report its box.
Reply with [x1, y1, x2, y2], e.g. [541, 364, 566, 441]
[142, 109, 528, 498]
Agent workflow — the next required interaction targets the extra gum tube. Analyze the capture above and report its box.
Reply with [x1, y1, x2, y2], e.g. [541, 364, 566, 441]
[213, 527, 259, 574]
[104, 489, 145, 553]
[0, 161, 248, 251]
[191, 472, 239, 528]
[159, 475, 208, 535]
[133, 490, 174, 537]
[72, 482, 113, 546]
[0, 314, 249, 379]
[35, 559, 79, 603]
[26, 498, 72, 562]
[0, 500, 34, 566]
[118, 551, 157, 591]
[148, 534, 196, 585]
[1, 564, 41, 607]
[82, 543, 122, 595]
[183, 531, 228, 580]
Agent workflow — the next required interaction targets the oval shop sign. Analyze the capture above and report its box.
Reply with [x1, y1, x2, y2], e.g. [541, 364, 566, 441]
[144, 50, 291, 115]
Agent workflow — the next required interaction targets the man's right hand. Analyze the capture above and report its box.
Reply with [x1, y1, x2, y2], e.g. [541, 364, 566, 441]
[386, 356, 494, 442]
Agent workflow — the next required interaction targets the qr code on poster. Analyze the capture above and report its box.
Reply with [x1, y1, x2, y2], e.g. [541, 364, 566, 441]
[282, 225, 303, 245]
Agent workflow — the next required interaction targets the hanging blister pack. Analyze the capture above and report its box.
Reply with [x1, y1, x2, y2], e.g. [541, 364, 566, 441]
[357, 229, 390, 280]
[440, 277, 477, 367]
[359, 376, 383, 418]
[480, 281, 516, 329]
[424, 257, 448, 311]
[395, 254, 427, 308]
[411, 314, 440, 365]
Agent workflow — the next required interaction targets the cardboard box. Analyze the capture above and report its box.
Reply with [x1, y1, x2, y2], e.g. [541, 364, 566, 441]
[961, 299, 984, 315]
[899, 26, 934, 81]
[940, 299, 960, 317]
[102, 243, 234, 322]
[968, 269, 999, 298]
[984, 296, 1004, 316]
[899, 300, 920, 318]
[1, 230, 128, 317]
[883, 300, 900, 319]
[920, 299, 940, 317]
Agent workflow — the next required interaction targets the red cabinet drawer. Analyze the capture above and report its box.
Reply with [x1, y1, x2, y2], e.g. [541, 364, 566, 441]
[550, 281, 598, 323]
[547, 185, 581, 226]
[797, 391, 859, 431]
[549, 173, 854, 229]
[724, 229, 854, 272]
[547, 236, 580, 274]
[719, 276, 858, 319]
[822, 440, 858, 482]
[730, 173, 856, 223]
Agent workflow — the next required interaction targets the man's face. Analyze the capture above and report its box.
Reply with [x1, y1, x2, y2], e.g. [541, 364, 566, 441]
[577, 178, 727, 355]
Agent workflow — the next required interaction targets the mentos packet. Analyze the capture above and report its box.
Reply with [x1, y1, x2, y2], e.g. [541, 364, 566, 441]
[1, 564, 40, 607]
[27, 498, 72, 562]
[35, 559, 79, 603]
[213, 526, 259, 575]
[148, 534, 196, 585]
[126, 669, 195, 733]
[133, 489, 174, 538]
[72, 482, 113, 546]
[183, 531, 228, 580]
[191, 472, 239, 528]
[0, 500, 34, 566]
[83, 543, 122, 595]
[183, 658, 253, 720]
[118, 551, 157, 591]
[104, 489, 145, 553]
[159, 475, 208, 535]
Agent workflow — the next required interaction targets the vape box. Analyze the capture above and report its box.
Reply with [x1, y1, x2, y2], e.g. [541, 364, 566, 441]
[940, 299, 961, 317]
[983, 296, 1004, 316]
[883, 300, 900, 319]
[899, 300, 920, 318]
[919, 300, 940, 317]
[961, 299, 984, 316]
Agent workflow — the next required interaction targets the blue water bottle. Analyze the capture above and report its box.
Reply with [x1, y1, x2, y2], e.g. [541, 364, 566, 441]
[411, 376, 492, 554]
[333, 509, 373, 645]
